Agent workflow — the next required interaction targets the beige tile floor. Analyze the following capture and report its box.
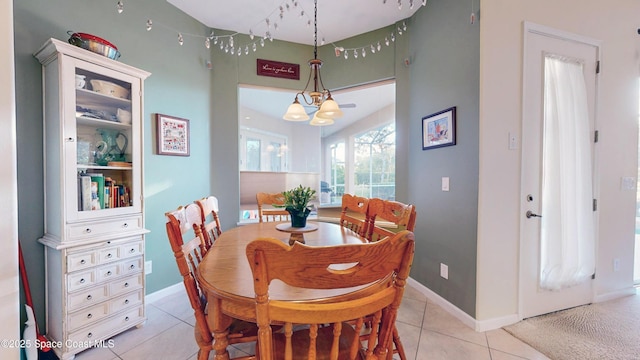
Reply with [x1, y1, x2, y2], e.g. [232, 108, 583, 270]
[74, 284, 549, 360]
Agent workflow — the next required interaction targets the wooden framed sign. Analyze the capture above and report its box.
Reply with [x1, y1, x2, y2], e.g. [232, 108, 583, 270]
[257, 59, 300, 80]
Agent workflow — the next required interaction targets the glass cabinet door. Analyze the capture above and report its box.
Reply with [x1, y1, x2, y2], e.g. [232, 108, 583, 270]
[63, 57, 142, 221]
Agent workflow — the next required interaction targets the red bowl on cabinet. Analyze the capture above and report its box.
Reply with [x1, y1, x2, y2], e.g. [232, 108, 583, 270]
[68, 31, 121, 60]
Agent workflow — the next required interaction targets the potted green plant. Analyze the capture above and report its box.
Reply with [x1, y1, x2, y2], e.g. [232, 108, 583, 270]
[280, 185, 316, 228]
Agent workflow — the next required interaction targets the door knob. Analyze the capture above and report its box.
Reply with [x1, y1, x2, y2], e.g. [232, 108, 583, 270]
[526, 210, 542, 218]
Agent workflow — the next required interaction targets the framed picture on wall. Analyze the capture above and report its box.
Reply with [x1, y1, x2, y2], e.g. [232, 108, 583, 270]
[422, 106, 456, 150]
[156, 113, 190, 156]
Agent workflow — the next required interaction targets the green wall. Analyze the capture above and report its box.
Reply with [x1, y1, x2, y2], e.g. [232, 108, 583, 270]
[14, 0, 480, 336]
[14, 0, 213, 331]
[407, 0, 480, 316]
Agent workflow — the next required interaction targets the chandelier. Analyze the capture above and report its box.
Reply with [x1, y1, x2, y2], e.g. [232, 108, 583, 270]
[282, 0, 343, 126]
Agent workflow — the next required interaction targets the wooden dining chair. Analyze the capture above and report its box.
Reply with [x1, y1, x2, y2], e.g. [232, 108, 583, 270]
[165, 205, 258, 360]
[339, 193, 370, 237]
[246, 230, 415, 360]
[363, 198, 417, 360]
[365, 198, 417, 242]
[195, 195, 223, 247]
[256, 192, 291, 222]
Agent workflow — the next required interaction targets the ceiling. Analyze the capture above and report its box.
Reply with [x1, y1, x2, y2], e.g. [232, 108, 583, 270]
[167, 0, 423, 45]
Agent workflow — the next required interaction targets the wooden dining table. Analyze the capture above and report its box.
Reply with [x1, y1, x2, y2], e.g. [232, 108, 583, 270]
[196, 220, 389, 360]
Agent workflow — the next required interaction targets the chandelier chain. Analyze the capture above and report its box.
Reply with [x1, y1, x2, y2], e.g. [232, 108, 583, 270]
[313, 0, 318, 60]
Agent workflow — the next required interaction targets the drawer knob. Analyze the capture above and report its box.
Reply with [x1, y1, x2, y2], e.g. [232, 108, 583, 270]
[124, 299, 129, 304]
[129, 265, 135, 270]
[87, 332, 93, 338]
[86, 295, 92, 300]
[80, 278, 85, 284]
[125, 316, 129, 321]
[107, 253, 113, 258]
[85, 228, 92, 233]
[129, 248, 135, 253]
[106, 271, 112, 276]
[124, 282, 129, 287]
[123, 223, 129, 228]
[87, 313, 92, 319]
[80, 259, 86, 265]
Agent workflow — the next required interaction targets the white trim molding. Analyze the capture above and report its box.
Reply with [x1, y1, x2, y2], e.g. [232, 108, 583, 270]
[407, 278, 519, 332]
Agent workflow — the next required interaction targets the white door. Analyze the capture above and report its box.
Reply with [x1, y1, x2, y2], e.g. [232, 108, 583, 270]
[520, 23, 599, 319]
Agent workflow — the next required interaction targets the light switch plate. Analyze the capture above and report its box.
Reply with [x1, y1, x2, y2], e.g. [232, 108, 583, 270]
[442, 177, 450, 192]
[440, 263, 449, 279]
[508, 132, 518, 150]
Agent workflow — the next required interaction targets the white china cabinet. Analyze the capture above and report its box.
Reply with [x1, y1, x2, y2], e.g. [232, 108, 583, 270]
[35, 38, 150, 360]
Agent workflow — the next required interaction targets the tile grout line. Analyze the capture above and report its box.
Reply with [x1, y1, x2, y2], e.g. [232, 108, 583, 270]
[411, 298, 429, 360]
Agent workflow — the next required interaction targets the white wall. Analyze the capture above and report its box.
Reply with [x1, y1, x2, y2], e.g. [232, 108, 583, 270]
[239, 106, 321, 173]
[477, 0, 640, 322]
[0, 0, 20, 357]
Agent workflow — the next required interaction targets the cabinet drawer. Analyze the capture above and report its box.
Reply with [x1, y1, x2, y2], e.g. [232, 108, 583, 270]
[98, 246, 120, 263]
[110, 290, 143, 314]
[68, 270, 96, 292]
[67, 251, 96, 272]
[68, 216, 142, 240]
[97, 263, 120, 282]
[121, 257, 143, 276]
[120, 241, 143, 259]
[109, 273, 143, 297]
[68, 284, 109, 312]
[68, 306, 144, 345]
[68, 302, 109, 331]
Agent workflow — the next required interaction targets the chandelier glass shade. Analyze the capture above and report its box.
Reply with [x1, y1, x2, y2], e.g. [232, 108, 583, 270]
[282, 98, 309, 121]
[309, 113, 335, 126]
[282, 0, 342, 125]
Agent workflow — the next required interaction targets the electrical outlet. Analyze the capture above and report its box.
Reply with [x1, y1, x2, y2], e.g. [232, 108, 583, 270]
[613, 258, 620, 272]
[440, 263, 449, 279]
[145, 260, 152, 275]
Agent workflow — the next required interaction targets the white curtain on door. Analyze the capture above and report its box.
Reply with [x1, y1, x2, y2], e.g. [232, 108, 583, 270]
[540, 55, 595, 290]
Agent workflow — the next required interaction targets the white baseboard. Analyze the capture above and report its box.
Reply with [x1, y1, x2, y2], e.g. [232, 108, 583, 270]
[407, 278, 519, 332]
[593, 286, 637, 303]
[407, 278, 477, 330]
[145, 282, 183, 303]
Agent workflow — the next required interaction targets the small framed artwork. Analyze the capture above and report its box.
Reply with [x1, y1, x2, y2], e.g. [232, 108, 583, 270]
[422, 106, 456, 150]
[156, 113, 190, 156]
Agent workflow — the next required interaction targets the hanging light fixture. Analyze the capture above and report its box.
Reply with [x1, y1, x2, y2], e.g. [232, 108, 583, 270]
[283, 0, 343, 124]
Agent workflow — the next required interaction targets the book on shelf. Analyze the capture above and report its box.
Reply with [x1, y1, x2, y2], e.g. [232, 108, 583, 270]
[90, 181, 99, 210]
[104, 177, 114, 209]
[118, 185, 126, 207]
[85, 172, 105, 210]
[77, 174, 92, 211]
[77, 172, 131, 209]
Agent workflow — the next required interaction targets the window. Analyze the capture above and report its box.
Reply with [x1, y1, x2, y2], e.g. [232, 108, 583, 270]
[239, 127, 288, 172]
[353, 123, 396, 200]
[245, 138, 261, 171]
[323, 142, 345, 204]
